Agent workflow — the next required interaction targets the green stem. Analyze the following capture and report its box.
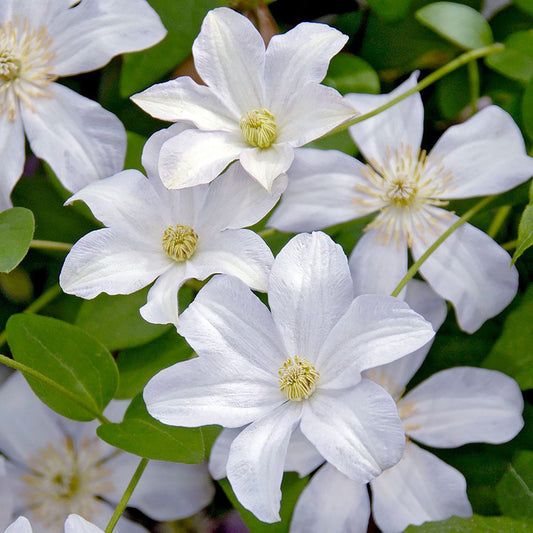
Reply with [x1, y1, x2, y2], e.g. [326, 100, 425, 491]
[391, 195, 496, 297]
[105, 457, 149, 533]
[0, 352, 111, 424]
[487, 205, 511, 238]
[0, 283, 62, 348]
[328, 43, 504, 136]
[467, 59, 480, 114]
[30, 239, 73, 252]
[258, 227, 276, 238]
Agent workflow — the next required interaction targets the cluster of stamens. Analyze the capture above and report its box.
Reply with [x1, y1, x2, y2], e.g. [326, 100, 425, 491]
[162, 224, 199, 262]
[0, 17, 57, 120]
[20, 437, 114, 529]
[278, 356, 320, 401]
[240, 108, 277, 149]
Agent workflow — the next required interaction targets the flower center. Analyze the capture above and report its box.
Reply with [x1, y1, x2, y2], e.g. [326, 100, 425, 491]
[20, 436, 114, 530]
[162, 224, 198, 262]
[278, 356, 320, 401]
[240, 108, 277, 149]
[0, 17, 57, 120]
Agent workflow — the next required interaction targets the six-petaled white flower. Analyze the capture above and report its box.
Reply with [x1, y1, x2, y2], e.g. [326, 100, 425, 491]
[290, 354, 524, 533]
[131, 7, 357, 191]
[0, 0, 167, 211]
[0, 373, 215, 533]
[268, 73, 533, 332]
[144, 231, 435, 522]
[59, 123, 285, 326]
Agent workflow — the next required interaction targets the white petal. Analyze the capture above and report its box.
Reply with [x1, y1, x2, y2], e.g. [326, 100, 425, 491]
[269, 232, 354, 359]
[131, 77, 238, 130]
[0, 110, 24, 212]
[276, 84, 356, 146]
[430, 106, 533, 198]
[226, 403, 302, 523]
[349, 229, 408, 297]
[0, 373, 64, 464]
[66, 169, 170, 238]
[404, 279, 448, 331]
[139, 265, 186, 326]
[0, 458, 14, 530]
[159, 129, 242, 189]
[265, 23, 347, 114]
[193, 7, 265, 116]
[291, 463, 370, 533]
[144, 355, 283, 428]
[317, 294, 435, 390]
[141, 123, 191, 185]
[268, 148, 372, 232]
[346, 72, 423, 168]
[301, 381, 405, 483]
[372, 441, 472, 533]
[50, 0, 166, 76]
[411, 213, 519, 333]
[209, 428, 242, 480]
[177, 275, 284, 375]
[0, 1, 63, 27]
[201, 163, 286, 231]
[106, 454, 214, 521]
[4, 517, 33, 533]
[284, 428, 324, 477]
[239, 144, 294, 191]
[64, 515, 104, 533]
[400, 367, 524, 447]
[60, 228, 170, 299]
[191, 229, 273, 291]
[21, 84, 126, 192]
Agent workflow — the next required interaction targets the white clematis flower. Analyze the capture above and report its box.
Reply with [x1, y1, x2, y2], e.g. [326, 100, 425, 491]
[0, 0, 167, 211]
[290, 354, 524, 533]
[144, 231, 436, 523]
[131, 7, 357, 191]
[60, 123, 284, 326]
[0, 373, 215, 533]
[268, 73, 533, 332]
[4, 515, 105, 533]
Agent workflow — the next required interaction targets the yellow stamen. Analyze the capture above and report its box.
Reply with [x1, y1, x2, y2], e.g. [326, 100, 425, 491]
[240, 108, 277, 149]
[162, 224, 198, 262]
[279, 356, 320, 401]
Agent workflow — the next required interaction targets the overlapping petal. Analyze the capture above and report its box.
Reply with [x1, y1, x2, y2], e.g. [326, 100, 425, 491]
[300, 381, 404, 483]
[371, 441, 472, 533]
[4, 517, 33, 533]
[64, 515, 104, 533]
[0, 110, 24, 212]
[239, 144, 294, 191]
[401, 367, 524, 447]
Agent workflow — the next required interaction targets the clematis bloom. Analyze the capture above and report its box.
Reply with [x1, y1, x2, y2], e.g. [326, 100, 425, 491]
[0, 373, 215, 533]
[60, 124, 284, 326]
[131, 7, 356, 191]
[0, 0, 167, 211]
[144, 231, 435, 522]
[268, 73, 533, 332]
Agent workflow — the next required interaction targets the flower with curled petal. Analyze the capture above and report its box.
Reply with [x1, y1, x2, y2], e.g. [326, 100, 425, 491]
[0, 0, 166, 211]
[144, 231, 435, 523]
[131, 7, 357, 192]
[269, 73, 533, 332]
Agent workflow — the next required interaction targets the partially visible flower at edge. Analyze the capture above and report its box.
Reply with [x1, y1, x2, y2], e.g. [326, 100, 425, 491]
[131, 6, 357, 192]
[0, 0, 166, 211]
[4, 514, 104, 533]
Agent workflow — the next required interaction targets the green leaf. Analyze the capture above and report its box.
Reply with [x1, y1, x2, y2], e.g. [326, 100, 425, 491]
[367, 0, 412, 22]
[416, 2, 494, 51]
[436, 66, 470, 119]
[497, 451, 533, 520]
[406, 515, 532, 532]
[219, 473, 309, 532]
[486, 30, 533, 83]
[7, 314, 118, 421]
[75, 288, 170, 351]
[513, 204, 533, 264]
[119, 0, 220, 97]
[0, 208, 35, 273]
[482, 286, 533, 390]
[515, 0, 533, 17]
[323, 53, 380, 95]
[115, 328, 193, 399]
[522, 76, 533, 142]
[125, 131, 148, 173]
[97, 394, 204, 463]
